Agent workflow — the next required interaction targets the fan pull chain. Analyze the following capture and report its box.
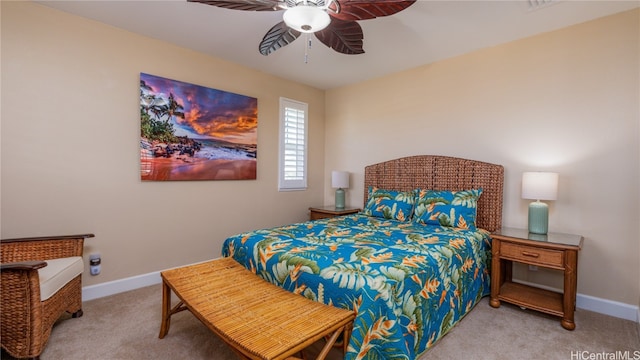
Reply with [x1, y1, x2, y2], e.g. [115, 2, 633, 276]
[304, 33, 311, 64]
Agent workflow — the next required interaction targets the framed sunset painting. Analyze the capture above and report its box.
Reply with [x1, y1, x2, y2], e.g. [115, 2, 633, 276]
[140, 73, 257, 181]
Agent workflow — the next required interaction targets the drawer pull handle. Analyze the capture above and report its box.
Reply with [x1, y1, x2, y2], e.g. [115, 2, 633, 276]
[521, 251, 540, 258]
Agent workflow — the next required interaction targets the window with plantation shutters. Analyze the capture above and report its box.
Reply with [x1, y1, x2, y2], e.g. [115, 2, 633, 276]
[278, 98, 308, 191]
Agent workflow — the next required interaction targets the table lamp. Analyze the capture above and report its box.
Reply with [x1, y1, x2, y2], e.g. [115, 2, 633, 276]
[522, 172, 558, 235]
[331, 171, 349, 209]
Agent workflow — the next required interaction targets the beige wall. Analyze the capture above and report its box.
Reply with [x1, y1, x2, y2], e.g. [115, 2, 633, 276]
[325, 9, 640, 305]
[2, 2, 639, 309]
[0, 2, 326, 286]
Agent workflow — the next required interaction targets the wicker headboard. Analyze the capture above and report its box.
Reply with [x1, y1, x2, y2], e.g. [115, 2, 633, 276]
[364, 155, 504, 232]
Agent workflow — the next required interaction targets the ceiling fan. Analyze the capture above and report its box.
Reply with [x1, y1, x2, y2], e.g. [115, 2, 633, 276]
[188, 0, 417, 56]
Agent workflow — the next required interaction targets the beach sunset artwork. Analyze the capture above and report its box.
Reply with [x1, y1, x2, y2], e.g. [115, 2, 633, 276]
[140, 73, 257, 181]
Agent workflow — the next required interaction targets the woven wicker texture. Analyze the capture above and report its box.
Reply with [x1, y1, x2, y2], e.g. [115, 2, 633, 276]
[364, 155, 504, 232]
[1, 234, 92, 359]
[161, 258, 354, 360]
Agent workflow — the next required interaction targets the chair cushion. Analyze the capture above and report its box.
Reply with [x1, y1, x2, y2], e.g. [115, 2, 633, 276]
[38, 257, 83, 301]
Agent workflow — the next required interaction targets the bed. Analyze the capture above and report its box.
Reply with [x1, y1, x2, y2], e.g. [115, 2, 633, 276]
[222, 155, 504, 360]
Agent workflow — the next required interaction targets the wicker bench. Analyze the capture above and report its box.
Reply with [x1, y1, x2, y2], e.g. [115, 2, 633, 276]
[159, 257, 355, 360]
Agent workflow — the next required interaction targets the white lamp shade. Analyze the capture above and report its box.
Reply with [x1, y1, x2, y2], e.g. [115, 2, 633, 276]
[283, 6, 331, 33]
[331, 171, 349, 189]
[522, 172, 558, 201]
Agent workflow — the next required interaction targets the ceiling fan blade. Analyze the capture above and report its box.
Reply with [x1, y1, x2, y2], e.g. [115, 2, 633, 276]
[259, 21, 301, 55]
[329, 0, 416, 21]
[187, 0, 283, 11]
[314, 19, 364, 55]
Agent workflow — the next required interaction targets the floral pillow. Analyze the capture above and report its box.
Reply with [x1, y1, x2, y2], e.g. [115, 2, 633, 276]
[412, 189, 483, 230]
[363, 187, 415, 222]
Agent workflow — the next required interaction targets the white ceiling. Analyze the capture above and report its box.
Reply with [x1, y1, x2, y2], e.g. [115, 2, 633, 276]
[37, 0, 639, 90]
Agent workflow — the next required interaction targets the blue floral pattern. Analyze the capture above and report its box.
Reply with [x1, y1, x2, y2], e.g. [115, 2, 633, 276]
[413, 189, 482, 230]
[363, 187, 416, 222]
[222, 214, 491, 360]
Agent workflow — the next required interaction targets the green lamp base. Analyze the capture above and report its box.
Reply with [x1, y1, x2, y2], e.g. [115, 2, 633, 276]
[335, 188, 345, 209]
[528, 200, 549, 235]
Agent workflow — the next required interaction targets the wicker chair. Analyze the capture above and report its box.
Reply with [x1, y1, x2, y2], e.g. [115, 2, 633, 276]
[0, 234, 94, 360]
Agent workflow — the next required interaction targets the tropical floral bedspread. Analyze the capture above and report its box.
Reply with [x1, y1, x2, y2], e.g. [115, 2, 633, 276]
[222, 213, 492, 360]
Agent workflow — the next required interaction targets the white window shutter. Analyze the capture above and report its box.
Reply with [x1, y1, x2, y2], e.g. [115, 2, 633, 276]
[279, 98, 308, 191]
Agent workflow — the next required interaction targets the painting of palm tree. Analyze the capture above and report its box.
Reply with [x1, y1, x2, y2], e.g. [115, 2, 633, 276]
[140, 73, 257, 181]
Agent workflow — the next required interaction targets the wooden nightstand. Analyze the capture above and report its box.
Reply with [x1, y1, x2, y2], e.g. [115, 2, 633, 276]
[489, 227, 583, 330]
[308, 206, 360, 220]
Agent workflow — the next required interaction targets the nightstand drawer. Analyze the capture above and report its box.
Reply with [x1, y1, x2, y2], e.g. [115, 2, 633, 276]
[310, 212, 334, 220]
[501, 242, 564, 268]
[309, 206, 360, 221]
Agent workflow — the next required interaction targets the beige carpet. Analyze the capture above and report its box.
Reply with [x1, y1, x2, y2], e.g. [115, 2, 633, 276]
[3, 284, 638, 360]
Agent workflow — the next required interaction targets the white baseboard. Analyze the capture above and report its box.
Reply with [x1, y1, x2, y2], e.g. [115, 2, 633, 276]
[576, 293, 639, 322]
[82, 271, 162, 301]
[513, 279, 639, 323]
[82, 259, 213, 301]
[83, 270, 640, 323]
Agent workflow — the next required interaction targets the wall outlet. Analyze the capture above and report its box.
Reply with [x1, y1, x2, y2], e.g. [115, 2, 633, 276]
[528, 265, 538, 271]
[89, 253, 101, 275]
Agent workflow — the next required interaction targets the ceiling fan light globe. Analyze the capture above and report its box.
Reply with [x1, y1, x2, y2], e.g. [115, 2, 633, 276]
[283, 6, 330, 33]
